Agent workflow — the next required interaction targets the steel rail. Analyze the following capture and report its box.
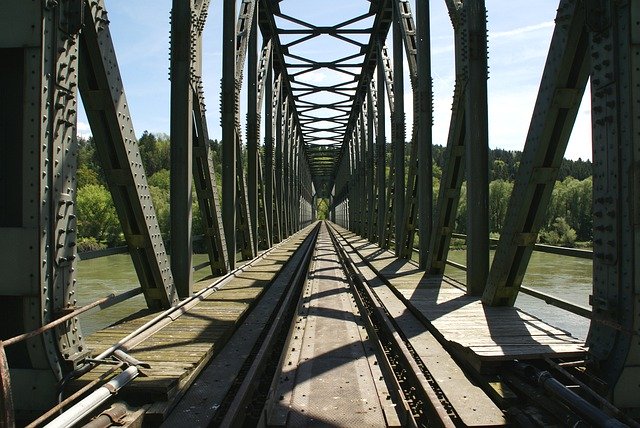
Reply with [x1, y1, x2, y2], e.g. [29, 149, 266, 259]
[327, 223, 458, 427]
[218, 223, 320, 427]
[93, 224, 319, 362]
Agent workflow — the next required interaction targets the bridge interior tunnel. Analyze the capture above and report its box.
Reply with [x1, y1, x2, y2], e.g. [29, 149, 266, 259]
[0, 0, 639, 422]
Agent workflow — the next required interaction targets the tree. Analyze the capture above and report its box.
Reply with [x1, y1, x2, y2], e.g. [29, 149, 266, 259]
[489, 180, 513, 232]
[76, 184, 122, 246]
[540, 217, 577, 247]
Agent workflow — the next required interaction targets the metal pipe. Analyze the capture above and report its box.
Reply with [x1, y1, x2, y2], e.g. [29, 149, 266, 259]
[80, 403, 128, 428]
[26, 364, 125, 428]
[544, 357, 639, 427]
[93, 227, 310, 362]
[451, 233, 593, 259]
[0, 342, 14, 428]
[514, 363, 627, 428]
[3, 289, 142, 347]
[43, 366, 138, 428]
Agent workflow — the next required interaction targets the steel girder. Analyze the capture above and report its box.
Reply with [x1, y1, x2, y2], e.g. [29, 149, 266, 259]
[0, 0, 88, 413]
[171, 0, 228, 297]
[582, 0, 640, 407]
[80, 1, 179, 309]
[426, 2, 467, 275]
[482, 0, 589, 305]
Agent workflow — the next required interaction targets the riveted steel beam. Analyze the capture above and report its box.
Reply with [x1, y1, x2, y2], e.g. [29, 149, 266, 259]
[426, 1, 467, 275]
[416, 0, 433, 269]
[464, 0, 490, 295]
[483, 0, 589, 305]
[169, 0, 193, 297]
[0, 0, 88, 412]
[171, 0, 229, 296]
[583, 0, 640, 407]
[80, 0, 178, 309]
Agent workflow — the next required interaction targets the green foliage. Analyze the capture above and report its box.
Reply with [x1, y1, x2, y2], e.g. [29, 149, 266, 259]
[540, 217, 577, 247]
[77, 237, 107, 253]
[76, 184, 123, 246]
[77, 164, 101, 188]
[545, 177, 592, 241]
[138, 131, 170, 176]
[149, 185, 170, 240]
[149, 169, 170, 191]
[316, 198, 330, 220]
[489, 180, 513, 232]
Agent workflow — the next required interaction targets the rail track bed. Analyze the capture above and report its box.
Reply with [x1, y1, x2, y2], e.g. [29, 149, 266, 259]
[65, 221, 627, 427]
[70, 223, 320, 423]
[331, 225, 586, 373]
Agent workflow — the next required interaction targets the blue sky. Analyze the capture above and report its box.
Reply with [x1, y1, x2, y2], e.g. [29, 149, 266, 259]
[78, 0, 592, 161]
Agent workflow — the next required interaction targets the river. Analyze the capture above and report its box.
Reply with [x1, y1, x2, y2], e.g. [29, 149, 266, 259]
[77, 249, 592, 340]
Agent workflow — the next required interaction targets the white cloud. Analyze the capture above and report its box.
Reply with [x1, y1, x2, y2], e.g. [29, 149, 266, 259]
[489, 21, 555, 40]
[77, 120, 92, 139]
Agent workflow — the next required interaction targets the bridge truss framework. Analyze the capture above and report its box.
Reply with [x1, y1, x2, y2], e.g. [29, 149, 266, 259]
[0, 0, 639, 417]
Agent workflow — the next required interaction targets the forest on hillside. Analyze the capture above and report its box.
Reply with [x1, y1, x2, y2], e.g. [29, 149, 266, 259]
[75, 132, 593, 251]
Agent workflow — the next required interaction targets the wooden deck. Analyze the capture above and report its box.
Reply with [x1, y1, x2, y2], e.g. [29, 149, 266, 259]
[334, 226, 586, 373]
[71, 225, 316, 422]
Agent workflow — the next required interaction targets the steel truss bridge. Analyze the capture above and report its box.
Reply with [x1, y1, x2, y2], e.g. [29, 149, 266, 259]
[0, 0, 639, 426]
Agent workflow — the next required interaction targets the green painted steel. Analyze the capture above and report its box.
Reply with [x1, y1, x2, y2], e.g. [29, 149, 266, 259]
[483, 0, 589, 305]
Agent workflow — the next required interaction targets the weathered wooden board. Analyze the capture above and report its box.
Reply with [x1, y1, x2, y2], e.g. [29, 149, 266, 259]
[71, 225, 317, 418]
[336, 227, 586, 371]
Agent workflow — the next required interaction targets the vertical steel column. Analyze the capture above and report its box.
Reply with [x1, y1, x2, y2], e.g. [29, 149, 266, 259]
[585, 0, 640, 406]
[353, 124, 361, 235]
[393, 3, 406, 255]
[264, 64, 274, 241]
[247, 7, 259, 255]
[0, 1, 86, 409]
[274, 89, 284, 242]
[360, 108, 368, 238]
[464, 0, 489, 295]
[367, 88, 376, 242]
[282, 108, 290, 237]
[170, 0, 193, 297]
[377, 57, 387, 246]
[222, 0, 237, 269]
[417, 0, 433, 269]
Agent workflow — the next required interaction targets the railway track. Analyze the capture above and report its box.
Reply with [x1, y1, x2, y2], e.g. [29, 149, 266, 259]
[181, 222, 503, 427]
[54, 222, 631, 427]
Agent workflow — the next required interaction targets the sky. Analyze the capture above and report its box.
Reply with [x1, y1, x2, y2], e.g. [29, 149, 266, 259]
[78, 0, 592, 161]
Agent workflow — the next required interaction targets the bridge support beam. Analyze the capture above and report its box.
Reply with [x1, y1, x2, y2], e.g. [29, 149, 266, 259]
[169, 0, 194, 297]
[416, 0, 433, 270]
[392, 2, 406, 256]
[482, 0, 589, 305]
[377, 57, 387, 247]
[585, 0, 640, 410]
[222, 0, 237, 269]
[464, 0, 490, 295]
[0, 1, 87, 414]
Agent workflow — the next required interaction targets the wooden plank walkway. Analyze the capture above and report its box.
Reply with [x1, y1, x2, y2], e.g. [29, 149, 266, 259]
[334, 225, 586, 373]
[71, 224, 317, 421]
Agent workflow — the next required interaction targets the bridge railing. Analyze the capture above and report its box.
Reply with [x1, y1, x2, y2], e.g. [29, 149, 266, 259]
[441, 233, 592, 319]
